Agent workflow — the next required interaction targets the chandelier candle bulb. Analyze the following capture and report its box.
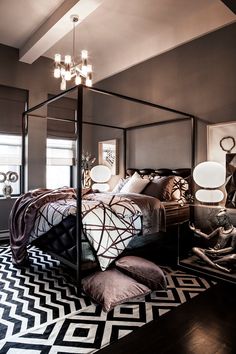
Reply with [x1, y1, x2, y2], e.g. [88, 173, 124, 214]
[75, 75, 82, 85]
[54, 54, 61, 63]
[53, 67, 60, 78]
[86, 78, 92, 87]
[60, 78, 66, 91]
[65, 70, 71, 81]
[65, 55, 71, 64]
[81, 50, 88, 59]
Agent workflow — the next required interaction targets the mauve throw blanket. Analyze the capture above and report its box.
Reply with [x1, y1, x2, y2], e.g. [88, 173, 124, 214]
[9, 188, 76, 265]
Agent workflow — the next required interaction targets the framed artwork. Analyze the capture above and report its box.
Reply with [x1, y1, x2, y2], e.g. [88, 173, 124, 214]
[208, 122, 236, 165]
[98, 139, 119, 175]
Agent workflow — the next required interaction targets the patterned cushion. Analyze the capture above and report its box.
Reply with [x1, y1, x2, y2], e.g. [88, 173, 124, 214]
[82, 268, 151, 312]
[171, 176, 189, 205]
[120, 172, 150, 194]
[82, 195, 142, 270]
[142, 175, 189, 204]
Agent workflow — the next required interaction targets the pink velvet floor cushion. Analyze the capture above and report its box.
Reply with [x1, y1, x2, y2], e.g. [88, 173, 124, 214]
[115, 256, 167, 291]
[82, 268, 151, 312]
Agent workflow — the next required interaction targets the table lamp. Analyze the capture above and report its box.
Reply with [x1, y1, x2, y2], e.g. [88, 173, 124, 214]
[90, 165, 111, 192]
[193, 161, 225, 203]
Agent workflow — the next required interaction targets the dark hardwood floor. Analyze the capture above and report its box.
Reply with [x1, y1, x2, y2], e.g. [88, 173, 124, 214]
[97, 282, 236, 354]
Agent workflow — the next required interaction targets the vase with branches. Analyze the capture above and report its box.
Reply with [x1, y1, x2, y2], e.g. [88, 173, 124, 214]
[81, 152, 96, 188]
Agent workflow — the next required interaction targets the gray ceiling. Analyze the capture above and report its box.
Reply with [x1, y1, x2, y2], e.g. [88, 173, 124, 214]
[0, 0, 235, 83]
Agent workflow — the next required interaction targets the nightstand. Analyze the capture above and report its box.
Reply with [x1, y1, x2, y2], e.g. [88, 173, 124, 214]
[153, 203, 191, 266]
[178, 204, 236, 284]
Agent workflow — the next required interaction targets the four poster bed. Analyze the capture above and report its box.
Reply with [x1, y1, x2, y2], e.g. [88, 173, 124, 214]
[9, 84, 202, 293]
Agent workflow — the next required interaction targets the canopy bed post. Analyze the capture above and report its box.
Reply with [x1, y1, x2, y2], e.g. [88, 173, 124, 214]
[21, 112, 27, 194]
[76, 84, 84, 295]
[191, 116, 197, 171]
[123, 128, 127, 176]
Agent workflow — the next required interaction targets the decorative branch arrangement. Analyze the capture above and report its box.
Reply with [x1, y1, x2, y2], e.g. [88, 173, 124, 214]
[81, 152, 96, 188]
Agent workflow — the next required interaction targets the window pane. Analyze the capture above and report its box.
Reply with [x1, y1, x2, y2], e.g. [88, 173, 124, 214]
[0, 165, 20, 196]
[46, 166, 71, 189]
[47, 138, 75, 165]
[0, 134, 22, 164]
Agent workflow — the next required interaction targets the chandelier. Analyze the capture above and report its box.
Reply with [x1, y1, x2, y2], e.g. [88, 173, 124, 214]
[53, 15, 92, 90]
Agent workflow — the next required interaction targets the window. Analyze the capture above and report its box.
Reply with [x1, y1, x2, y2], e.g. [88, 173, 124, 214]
[0, 134, 21, 196]
[46, 138, 75, 189]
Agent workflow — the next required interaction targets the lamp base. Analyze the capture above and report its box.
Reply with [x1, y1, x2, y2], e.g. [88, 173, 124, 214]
[92, 183, 109, 192]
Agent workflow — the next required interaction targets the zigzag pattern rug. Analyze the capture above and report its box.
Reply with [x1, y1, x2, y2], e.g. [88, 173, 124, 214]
[0, 246, 215, 354]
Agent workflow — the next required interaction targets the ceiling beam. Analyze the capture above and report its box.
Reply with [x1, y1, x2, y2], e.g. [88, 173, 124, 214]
[19, 0, 102, 64]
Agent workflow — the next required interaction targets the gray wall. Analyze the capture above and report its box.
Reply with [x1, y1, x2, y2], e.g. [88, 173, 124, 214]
[97, 22, 236, 124]
[93, 24, 236, 170]
[127, 120, 192, 169]
[196, 120, 207, 165]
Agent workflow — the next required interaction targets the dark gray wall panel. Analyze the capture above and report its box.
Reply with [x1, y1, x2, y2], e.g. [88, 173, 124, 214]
[196, 120, 207, 165]
[127, 120, 192, 169]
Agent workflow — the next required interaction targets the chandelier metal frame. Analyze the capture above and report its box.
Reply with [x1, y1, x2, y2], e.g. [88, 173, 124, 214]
[53, 15, 92, 90]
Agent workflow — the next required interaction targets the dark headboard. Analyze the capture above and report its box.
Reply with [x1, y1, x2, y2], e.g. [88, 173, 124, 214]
[126, 168, 191, 178]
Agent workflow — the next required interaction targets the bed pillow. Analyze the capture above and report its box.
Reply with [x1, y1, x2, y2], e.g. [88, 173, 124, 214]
[115, 256, 167, 291]
[120, 172, 149, 194]
[141, 175, 174, 201]
[170, 176, 189, 205]
[82, 268, 151, 312]
[112, 177, 130, 193]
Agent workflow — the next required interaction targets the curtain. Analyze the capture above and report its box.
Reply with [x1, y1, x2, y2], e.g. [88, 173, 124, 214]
[47, 94, 77, 139]
[0, 85, 28, 134]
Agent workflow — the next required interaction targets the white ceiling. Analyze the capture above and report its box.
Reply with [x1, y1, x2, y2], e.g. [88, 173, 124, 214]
[0, 0, 235, 83]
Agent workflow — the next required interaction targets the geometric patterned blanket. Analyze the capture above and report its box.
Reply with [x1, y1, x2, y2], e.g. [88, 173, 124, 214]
[0, 246, 215, 354]
[31, 194, 142, 270]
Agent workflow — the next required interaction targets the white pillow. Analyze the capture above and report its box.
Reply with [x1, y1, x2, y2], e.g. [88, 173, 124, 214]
[112, 177, 130, 193]
[120, 172, 149, 194]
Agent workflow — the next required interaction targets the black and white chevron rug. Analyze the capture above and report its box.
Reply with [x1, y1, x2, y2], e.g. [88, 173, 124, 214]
[0, 246, 215, 354]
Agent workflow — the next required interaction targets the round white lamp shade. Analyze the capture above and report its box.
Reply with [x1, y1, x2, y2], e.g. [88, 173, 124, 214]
[195, 189, 224, 203]
[92, 183, 110, 192]
[90, 165, 111, 183]
[193, 161, 225, 188]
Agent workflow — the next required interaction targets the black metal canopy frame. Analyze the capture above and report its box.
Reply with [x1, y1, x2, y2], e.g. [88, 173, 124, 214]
[21, 84, 204, 293]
